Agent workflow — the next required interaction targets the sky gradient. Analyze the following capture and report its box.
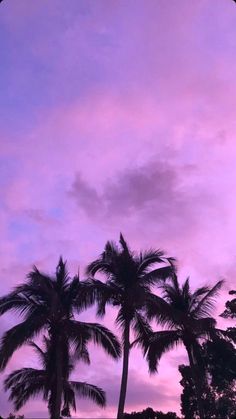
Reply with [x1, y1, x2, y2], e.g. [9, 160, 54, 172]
[0, 0, 236, 417]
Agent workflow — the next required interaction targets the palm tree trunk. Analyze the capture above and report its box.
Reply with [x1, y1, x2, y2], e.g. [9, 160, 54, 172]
[117, 320, 130, 419]
[54, 368, 63, 419]
[50, 372, 63, 417]
[50, 333, 63, 419]
[185, 344, 205, 419]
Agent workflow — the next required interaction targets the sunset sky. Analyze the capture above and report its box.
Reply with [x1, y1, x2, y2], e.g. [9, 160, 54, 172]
[0, 0, 236, 417]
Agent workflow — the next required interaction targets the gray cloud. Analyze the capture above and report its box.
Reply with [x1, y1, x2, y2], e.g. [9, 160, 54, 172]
[69, 159, 203, 236]
[70, 173, 100, 217]
[104, 161, 180, 217]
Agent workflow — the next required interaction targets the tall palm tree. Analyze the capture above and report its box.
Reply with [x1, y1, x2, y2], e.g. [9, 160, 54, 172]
[4, 337, 106, 417]
[80, 234, 174, 419]
[142, 274, 223, 419]
[0, 258, 121, 418]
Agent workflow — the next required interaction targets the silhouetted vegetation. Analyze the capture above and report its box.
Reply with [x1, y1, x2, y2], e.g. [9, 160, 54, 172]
[221, 289, 236, 342]
[0, 258, 120, 418]
[179, 302, 236, 418]
[81, 234, 174, 418]
[4, 337, 106, 417]
[123, 407, 180, 418]
[141, 274, 224, 419]
[179, 343, 236, 418]
[0, 236, 235, 418]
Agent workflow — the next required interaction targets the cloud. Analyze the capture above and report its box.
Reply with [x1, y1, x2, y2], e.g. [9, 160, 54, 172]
[70, 160, 181, 216]
[70, 173, 100, 217]
[104, 161, 180, 218]
[69, 157, 208, 240]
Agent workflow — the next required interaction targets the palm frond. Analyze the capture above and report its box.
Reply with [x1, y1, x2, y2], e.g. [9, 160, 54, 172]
[158, 278, 181, 305]
[146, 330, 180, 373]
[119, 233, 130, 255]
[142, 266, 174, 286]
[137, 249, 166, 274]
[182, 277, 190, 299]
[189, 286, 211, 311]
[86, 260, 115, 277]
[115, 306, 136, 337]
[0, 308, 46, 370]
[145, 294, 179, 329]
[77, 279, 118, 316]
[131, 312, 153, 350]
[115, 306, 126, 331]
[67, 320, 121, 359]
[0, 294, 35, 317]
[0, 284, 50, 312]
[133, 312, 153, 339]
[169, 273, 181, 293]
[62, 382, 76, 415]
[192, 280, 224, 318]
[74, 280, 97, 311]
[70, 381, 106, 407]
[72, 340, 90, 365]
[4, 367, 45, 390]
[56, 257, 70, 290]
[27, 267, 54, 292]
[84, 321, 121, 359]
[4, 368, 45, 410]
[65, 275, 81, 307]
[28, 341, 46, 366]
[104, 240, 119, 258]
[86, 241, 118, 277]
[191, 286, 211, 300]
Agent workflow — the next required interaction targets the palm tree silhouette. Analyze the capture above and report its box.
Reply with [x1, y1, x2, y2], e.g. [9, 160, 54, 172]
[0, 258, 121, 418]
[143, 274, 223, 419]
[81, 234, 174, 418]
[4, 337, 106, 417]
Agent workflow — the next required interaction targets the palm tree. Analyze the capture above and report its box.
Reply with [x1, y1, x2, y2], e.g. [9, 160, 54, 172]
[80, 234, 174, 419]
[0, 258, 121, 418]
[4, 337, 106, 417]
[142, 274, 223, 419]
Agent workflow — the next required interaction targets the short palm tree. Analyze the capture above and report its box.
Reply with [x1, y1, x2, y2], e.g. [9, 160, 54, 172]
[0, 258, 121, 418]
[80, 234, 174, 418]
[143, 274, 223, 419]
[4, 337, 106, 417]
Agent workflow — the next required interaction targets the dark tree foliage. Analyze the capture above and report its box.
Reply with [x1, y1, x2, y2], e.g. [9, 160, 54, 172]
[221, 290, 236, 319]
[179, 364, 216, 418]
[179, 364, 197, 418]
[221, 290, 236, 342]
[179, 337, 236, 418]
[123, 407, 180, 419]
[205, 337, 236, 391]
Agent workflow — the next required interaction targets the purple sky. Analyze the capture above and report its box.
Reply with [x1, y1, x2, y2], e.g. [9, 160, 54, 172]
[0, 0, 236, 417]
